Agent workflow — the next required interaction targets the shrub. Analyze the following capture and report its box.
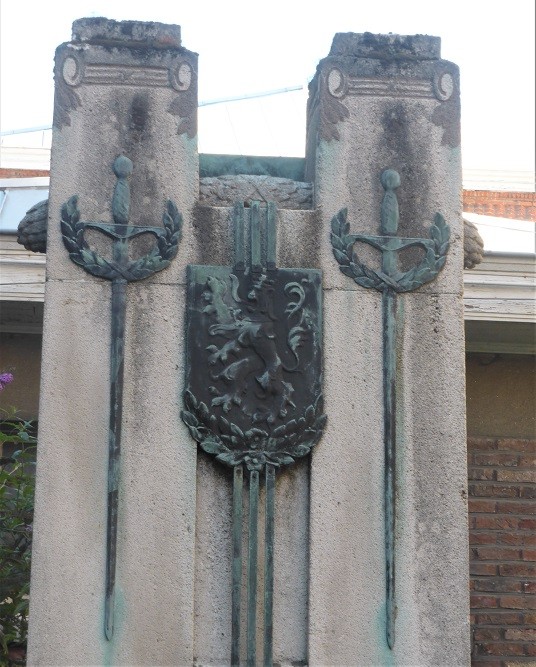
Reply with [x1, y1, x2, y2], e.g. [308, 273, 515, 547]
[0, 408, 36, 666]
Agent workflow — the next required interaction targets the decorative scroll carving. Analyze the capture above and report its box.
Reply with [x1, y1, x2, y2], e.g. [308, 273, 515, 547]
[313, 68, 350, 141]
[169, 61, 193, 91]
[431, 64, 461, 146]
[168, 60, 197, 138]
[327, 68, 348, 98]
[53, 52, 83, 129]
[433, 70, 455, 101]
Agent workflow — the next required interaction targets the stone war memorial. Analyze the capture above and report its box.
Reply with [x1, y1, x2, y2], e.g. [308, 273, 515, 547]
[28, 17, 470, 666]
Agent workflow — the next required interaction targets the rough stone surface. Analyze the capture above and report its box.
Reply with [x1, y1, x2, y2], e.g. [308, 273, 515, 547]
[199, 174, 312, 209]
[306, 32, 470, 665]
[72, 17, 181, 48]
[329, 32, 441, 60]
[28, 21, 198, 665]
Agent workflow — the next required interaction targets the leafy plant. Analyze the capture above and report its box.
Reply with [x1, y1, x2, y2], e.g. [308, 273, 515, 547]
[0, 408, 36, 666]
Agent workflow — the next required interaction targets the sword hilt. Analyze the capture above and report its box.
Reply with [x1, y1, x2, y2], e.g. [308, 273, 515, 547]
[112, 155, 133, 226]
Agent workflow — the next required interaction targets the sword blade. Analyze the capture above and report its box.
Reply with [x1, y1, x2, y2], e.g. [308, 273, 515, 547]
[104, 277, 127, 640]
[383, 287, 397, 649]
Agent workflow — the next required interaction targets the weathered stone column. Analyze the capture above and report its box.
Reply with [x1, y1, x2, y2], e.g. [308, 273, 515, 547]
[306, 34, 470, 665]
[28, 19, 198, 665]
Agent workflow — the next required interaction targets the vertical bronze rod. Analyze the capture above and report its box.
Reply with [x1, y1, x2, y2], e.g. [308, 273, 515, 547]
[383, 287, 397, 649]
[263, 464, 276, 667]
[104, 275, 127, 640]
[231, 466, 244, 667]
[250, 202, 262, 273]
[266, 202, 277, 271]
[247, 469, 260, 667]
[234, 202, 245, 272]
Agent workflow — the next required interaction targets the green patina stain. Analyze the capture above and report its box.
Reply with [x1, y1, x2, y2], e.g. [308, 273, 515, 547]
[102, 586, 126, 666]
[375, 605, 397, 666]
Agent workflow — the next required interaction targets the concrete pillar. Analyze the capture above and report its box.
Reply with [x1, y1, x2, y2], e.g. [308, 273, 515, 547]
[306, 33, 470, 665]
[28, 19, 198, 665]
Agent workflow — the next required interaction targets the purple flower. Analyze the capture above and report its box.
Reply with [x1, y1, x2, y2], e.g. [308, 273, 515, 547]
[0, 373, 14, 391]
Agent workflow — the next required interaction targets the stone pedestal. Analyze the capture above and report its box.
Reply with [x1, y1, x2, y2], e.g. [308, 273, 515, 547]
[306, 33, 470, 665]
[28, 19, 199, 665]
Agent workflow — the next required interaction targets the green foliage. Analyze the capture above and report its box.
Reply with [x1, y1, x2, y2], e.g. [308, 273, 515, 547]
[0, 409, 36, 666]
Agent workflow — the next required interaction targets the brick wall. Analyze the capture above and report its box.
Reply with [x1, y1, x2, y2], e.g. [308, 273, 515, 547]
[0, 168, 50, 178]
[463, 191, 536, 222]
[468, 437, 536, 665]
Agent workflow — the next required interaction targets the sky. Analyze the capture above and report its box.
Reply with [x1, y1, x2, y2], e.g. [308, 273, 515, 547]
[0, 0, 535, 174]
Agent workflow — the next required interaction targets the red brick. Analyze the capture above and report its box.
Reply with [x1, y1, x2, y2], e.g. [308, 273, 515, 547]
[475, 612, 522, 625]
[498, 533, 525, 546]
[475, 517, 519, 530]
[522, 549, 536, 561]
[519, 455, 536, 467]
[471, 595, 499, 608]
[463, 191, 536, 222]
[499, 563, 536, 577]
[474, 579, 522, 593]
[496, 501, 535, 515]
[496, 439, 536, 453]
[471, 563, 499, 576]
[471, 533, 498, 545]
[469, 468, 496, 481]
[527, 644, 536, 656]
[474, 628, 502, 641]
[469, 437, 497, 451]
[523, 612, 536, 624]
[473, 547, 521, 561]
[523, 582, 536, 593]
[470, 484, 519, 498]
[519, 519, 536, 530]
[481, 642, 525, 656]
[523, 534, 536, 546]
[504, 628, 536, 641]
[497, 470, 536, 483]
[474, 453, 519, 466]
[499, 595, 536, 610]
[470, 500, 498, 513]
[520, 487, 536, 499]
[0, 168, 50, 178]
